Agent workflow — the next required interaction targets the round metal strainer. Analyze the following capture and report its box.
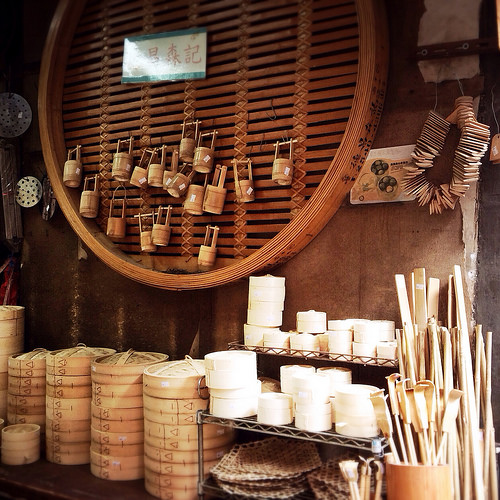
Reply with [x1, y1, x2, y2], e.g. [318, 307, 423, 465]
[16, 176, 42, 208]
[0, 92, 32, 138]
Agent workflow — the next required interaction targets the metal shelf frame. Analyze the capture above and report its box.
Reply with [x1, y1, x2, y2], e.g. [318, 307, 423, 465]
[227, 341, 399, 368]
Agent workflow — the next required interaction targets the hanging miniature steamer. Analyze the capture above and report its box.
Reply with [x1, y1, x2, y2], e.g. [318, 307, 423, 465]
[193, 131, 217, 174]
[272, 139, 295, 185]
[106, 186, 127, 240]
[111, 137, 134, 182]
[198, 225, 219, 270]
[79, 174, 99, 219]
[63, 145, 82, 188]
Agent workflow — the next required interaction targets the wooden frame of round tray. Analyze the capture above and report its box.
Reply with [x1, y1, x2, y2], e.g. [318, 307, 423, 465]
[38, 0, 388, 290]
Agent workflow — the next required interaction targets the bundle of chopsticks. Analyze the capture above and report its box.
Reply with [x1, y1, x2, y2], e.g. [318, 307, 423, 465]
[339, 458, 384, 500]
[371, 265, 497, 499]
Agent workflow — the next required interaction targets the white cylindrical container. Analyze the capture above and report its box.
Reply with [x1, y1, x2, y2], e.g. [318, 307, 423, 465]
[328, 329, 353, 356]
[290, 333, 320, 354]
[335, 411, 379, 437]
[248, 284, 285, 309]
[352, 342, 377, 364]
[263, 330, 290, 349]
[327, 319, 354, 331]
[257, 393, 293, 426]
[209, 380, 261, 400]
[243, 324, 280, 347]
[353, 319, 381, 344]
[209, 395, 258, 418]
[292, 372, 331, 406]
[279, 365, 315, 395]
[247, 308, 283, 328]
[294, 401, 332, 432]
[376, 341, 398, 363]
[373, 320, 396, 341]
[316, 367, 352, 396]
[296, 310, 327, 334]
[204, 350, 256, 372]
[248, 275, 285, 289]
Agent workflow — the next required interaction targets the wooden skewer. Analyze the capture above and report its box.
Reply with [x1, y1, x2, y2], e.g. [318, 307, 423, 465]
[339, 460, 361, 500]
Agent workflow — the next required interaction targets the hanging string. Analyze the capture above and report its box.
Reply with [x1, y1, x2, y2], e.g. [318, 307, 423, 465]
[434, 81, 438, 112]
[491, 85, 499, 135]
[457, 78, 464, 96]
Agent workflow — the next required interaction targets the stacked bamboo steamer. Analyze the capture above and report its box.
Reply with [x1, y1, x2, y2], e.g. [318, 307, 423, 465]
[45, 345, 115, 465]
[7, 349, 48, 434]
[1, 423, 40, 465]
[90, 350, 168, 481]
[143, 358, 234, 500]
[0, 306, 25, 419]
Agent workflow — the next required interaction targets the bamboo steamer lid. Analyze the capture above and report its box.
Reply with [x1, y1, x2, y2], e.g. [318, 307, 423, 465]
[92, 382, 143, 398]
[46, 345, 116, 375]
[46, 417, 90, 432]
[144, 428, 234, 452]
[143, 358, 207, 399]
[92, 393, 143, 409]
[45, 427, 90, 443]
[90, 449, 144, 469]
[2, 423, 40, 441]
[90, 441, 144, 457]
[46, 374, 92, 387]
[145, 480, 198, 500]
[46, 384, 92, 399]
[91, 402, 143, 421]
[8, 376, 45, 396]
[91, 426, 144, 446]
[8, 349, 48, 371]
[143, 394, 208, 415]
[144, 421, 224, 441]
[144, 454, 218, 476]
[92, 417, 143, 434]
[90, 461, 144, 481]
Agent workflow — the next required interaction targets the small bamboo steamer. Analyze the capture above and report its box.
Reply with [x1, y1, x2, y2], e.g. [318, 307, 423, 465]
[145, 480, 198, 500]
[144, 454, 218, 476]
[1, 447, 40, 465]
[46, 417, 90, 432]
[1, 424, 40, 464]
[90, 462, 144, 481]
[92, 417, 143, 434]
[45, 427, 91, 443]
[143, 358, 207, 399]
[144, 428, 234, 452]
[46, 374, 92, 387]
[2, 423, 40, 441]
[92, 394, 143, 409]
[46, 345, 116, 375]
[142, 394, 208, 415]
[90, 449, 143, 469]
[8, 377, 45, 396]
[92, 382, 143, 398]
[91, 402, 143, 421]
[91, 426, 144, 445]
[144, 421, 224, 440]
[90, 441, 144, 457]
[2, 437, 40, 451]
[46, 384, 92, 399]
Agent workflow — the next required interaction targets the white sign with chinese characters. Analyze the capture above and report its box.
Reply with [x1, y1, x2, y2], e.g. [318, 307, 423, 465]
[122, 28, 207, 83]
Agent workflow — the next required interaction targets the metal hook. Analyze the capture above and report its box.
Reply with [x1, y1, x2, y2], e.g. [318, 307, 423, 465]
[266, 98, 277, 121]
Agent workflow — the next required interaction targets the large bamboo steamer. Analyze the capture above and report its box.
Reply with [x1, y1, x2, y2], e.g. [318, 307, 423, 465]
[92, 417, 143, 434]
[92, 382, 143, 398]
[46, 417, 92, 433]
[144, 421, 225, 441]
[91, 350, 168, 384]
[0, 306, 24, 338]
[46, 384, 92, 399]
[145, 443, 229, 465]
[8, 376, 45, 396]
[145, 469, 201, 489]
[90, 461, 144, 481]
[45, 401, 91, 421]
[144, 410, 199, 427]
[7, 403, 45, 416]
[143, 395, 208, 415]
[7, 394, 46, 409]
[145, 479, 198, 500]
[46, 345, 116, 376]
[143, 359, 207, 400]
[90, 441, 144, 458]
[46, 374, 92, 387]
[144, 455, 218, 477]
[46, 395, 91, 412]
[46, 439, 90, 455]
[45, 445, 90, 465]
[144, 429, 234, 452]
[91, 402, 143, 421]
[91, 426, 144, 446]
[10, 368, 46, 378]
[7, 412, 45, 428]
[8, 348, 47, 372]
[90, 449, 144, 469]
[92, 394, 143, 409]
[45, 427, 91, 443]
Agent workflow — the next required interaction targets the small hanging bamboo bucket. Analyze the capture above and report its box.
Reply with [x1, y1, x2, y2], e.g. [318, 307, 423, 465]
[198, 225, 219, 270]
[166, 167, 194, 198]
[151, 205, 172, 247]
[233, 158, 255, 203]
[79, 174, 100, 218]
[136, 213, 156, 253]
[203, 164, 227, 214]
[179, 120, 200, 164]
[183, 175, 208, 215]
[106, 187, 127, 240]
[130, 148, 155, 189]
[193, 130, 217, 174]
[63, 145, 82, 188]
[112, 138, 134, 182]
[148, 145, 167, 187]
[163, 147, 179, 191]
[272, 139, 294, 185]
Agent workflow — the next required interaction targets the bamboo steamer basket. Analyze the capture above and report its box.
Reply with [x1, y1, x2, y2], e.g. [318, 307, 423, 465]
[7, 404, 44, 416]
[0, 306, 24, 337]
[91, 402, 143, 421]
[145, 479, 198, 500]
[92, 417, 143, 434]
[145, 469, 202, 489]
[46, 417, 90, 432]
[90, 461, 144, 481]
[45, 427, 91, 443]
[7, 413, 45, 428]
[46, 396, 91, 420]
[143, 407, 203, 427]
[1, 423, 40, 465]
[46, 345, 116, 376]
[46, 374, 92, 387]
[145, 443, 229, 465]
[1, 447, 40, 465]
[0, 336, 25, 352]
[144, 454, 218, 476]
[90, 441, 144, 457]
[92, 393, 143, 409]
[7, 394, 46, 409]
[90, 449, 143, 469]
[46, 384, 92, 399]
[46, 439, 90, 453]
[91, 426, 144, 446]
[92, 382, 143, 398]
[10, 367, 45, 378]
[144, 421, 223, 441]
[46, 439, 90, 465]
[143, 395, 208, 415]
[8, 376, 45, 396]
[144, 427, 234, 452]
[91, 349, 168, 383]
[143, 358, 207, 399]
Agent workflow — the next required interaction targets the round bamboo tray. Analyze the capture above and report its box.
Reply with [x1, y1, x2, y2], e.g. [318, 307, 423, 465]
[38, 0, 388, 290]
[91, 350, 168, 377]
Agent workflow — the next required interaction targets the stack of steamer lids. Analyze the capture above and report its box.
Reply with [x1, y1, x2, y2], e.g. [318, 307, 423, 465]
[291, 310, 327, 354]
[373, 320, 397, 362]
[45, 345, 115, 465]
[327, 319, 354, 357]
[7, 349, 48, 434]
[352, 319, 396, 364]
[245, 275, 287, 348]
[0, 306, 25, 419]
[316, 366, 352, 424]
[143, 358, 234, 500]
[90, 350, 168, 481]
[292, 371, 332, 432]
[1, 423, 40, 465]
[206, 350, 259, 419]
[335, 384, 380, 438]
[279, 364, 315, 396]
